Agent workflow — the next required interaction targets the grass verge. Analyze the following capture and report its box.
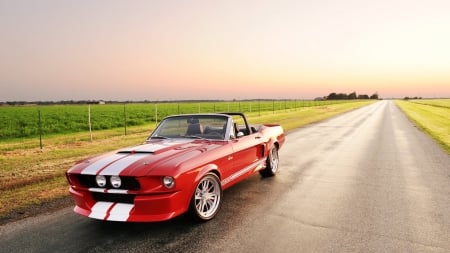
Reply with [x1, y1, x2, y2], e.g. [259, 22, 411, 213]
[395, 99, 450, 153]
[0, 100, 375, 222]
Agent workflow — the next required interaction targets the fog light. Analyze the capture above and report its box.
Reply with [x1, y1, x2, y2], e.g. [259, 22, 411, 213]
[95, 175, 107, 187]
[162, 176, 175, 189]
[110, 176, 122, 188]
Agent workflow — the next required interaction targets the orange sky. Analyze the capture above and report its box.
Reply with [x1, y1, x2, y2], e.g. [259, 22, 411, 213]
[1, 0, 449, 101]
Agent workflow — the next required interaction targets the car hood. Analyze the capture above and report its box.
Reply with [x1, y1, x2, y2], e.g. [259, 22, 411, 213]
[69, 139, 224, 177]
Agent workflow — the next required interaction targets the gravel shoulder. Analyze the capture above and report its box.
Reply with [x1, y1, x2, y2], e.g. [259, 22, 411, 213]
[0, 196, 73, 226]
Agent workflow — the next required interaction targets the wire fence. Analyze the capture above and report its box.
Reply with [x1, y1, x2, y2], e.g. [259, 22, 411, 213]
[0, 100, 351, 144]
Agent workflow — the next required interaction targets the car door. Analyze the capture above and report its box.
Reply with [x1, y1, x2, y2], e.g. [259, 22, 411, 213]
[228, 122, 263, 181]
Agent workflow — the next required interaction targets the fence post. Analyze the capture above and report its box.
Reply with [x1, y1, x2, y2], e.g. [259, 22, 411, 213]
[38, 107, 43, 149]
[259, 100, 261, 117]
[273, 99, 275, 114]
[155, 103, 158, 125]
[88, 104, 93, 141]
[123, 103, 127, 136]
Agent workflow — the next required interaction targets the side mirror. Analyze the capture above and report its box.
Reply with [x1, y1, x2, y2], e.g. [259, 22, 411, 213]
[236, 132, 244, 138]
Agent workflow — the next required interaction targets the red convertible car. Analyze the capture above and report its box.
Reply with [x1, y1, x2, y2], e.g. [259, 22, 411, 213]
[66, 112, 285, 222]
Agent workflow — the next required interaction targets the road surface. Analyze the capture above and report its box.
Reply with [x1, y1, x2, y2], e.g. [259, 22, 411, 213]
[1, 100, 449, 253]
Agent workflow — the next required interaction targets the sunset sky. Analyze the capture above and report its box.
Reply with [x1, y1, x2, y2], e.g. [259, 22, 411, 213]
[1, 0, 449, 101]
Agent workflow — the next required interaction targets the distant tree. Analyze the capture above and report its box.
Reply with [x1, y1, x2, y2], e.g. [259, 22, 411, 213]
[358, 94, 369, 99]
[348, 92, 357, 100]
[327, 92, 374, 100]
[327, 92, 338, 100]
[336, 93, 348, 99]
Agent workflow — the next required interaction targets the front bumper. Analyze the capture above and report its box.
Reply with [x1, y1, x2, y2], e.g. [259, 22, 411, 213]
[69, 187, 187, 222]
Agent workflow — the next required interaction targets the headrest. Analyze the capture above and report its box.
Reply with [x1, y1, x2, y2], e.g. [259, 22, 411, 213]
[187, 118, 200, 124]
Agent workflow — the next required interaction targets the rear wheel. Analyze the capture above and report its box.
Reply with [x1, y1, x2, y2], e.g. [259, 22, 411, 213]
[259, 145, 279, 177]
[188, 173, 222, 221]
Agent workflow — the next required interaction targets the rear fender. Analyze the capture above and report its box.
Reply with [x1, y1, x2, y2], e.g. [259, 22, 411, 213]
[263, 138, 279, 157]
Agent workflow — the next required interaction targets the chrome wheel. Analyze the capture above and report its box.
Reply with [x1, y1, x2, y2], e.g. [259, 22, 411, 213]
[189, 173, 222, 221]
[268, 146, 279, 173]
[260, 145, 279, 177]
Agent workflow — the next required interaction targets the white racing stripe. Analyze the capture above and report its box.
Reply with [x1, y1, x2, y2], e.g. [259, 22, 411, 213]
[89, 202, 135, 221]
[123, 141, 189, 153]
[81, 154, 127, 175]
[89, 202, 115, 220]
[99, 153, 148, 175]
[130, 143, 170, 153]
[82, 141, 186, 176]
[107, 203, 134, 221]
[221, 158, 266, 186]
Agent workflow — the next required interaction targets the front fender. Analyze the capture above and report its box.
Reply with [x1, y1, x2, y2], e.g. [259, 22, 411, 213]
[194, 163, 221, 183]
[181, 163, 221, 210]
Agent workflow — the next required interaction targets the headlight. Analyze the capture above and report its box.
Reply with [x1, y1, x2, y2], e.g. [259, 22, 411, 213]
[110, 176, 122, 188]
[162, 176, 175, 189]
[95, 175, 107, 187]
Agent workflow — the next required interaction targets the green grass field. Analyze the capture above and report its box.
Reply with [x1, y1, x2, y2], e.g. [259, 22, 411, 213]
[0, 100, 354, 140]
[407, 99, 450, 109]
[0, 100, 375, 219]
[396, 99, 450, 153]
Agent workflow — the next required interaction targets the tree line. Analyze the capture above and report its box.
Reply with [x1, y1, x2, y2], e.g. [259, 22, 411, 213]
[325, 92, 379, 100]
[1, 93, 380, 106]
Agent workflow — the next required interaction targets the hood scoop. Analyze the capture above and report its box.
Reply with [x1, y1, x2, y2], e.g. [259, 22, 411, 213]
[117, 150, 153, 154]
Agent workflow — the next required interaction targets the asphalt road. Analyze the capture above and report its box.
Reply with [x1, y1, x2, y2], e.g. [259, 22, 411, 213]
[1, 100, 449, 253]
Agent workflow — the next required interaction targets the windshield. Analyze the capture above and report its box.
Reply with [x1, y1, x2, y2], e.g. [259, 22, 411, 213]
[150, 115, 229, 140]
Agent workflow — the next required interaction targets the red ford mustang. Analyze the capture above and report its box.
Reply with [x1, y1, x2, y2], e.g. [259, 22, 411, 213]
[66, 112, 285, 222]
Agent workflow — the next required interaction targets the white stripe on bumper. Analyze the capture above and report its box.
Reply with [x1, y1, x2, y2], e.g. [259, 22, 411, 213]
[89, 201, 134, 221]
[89, 202, 114, 220]
[107, 203, 134, 221]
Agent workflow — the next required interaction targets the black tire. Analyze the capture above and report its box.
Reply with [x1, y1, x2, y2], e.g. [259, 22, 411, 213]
[188, 173, 222, 221]
[259, 145, 279, 177]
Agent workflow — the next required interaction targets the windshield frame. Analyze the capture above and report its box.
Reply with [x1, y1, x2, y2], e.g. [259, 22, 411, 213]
[149, 114, 232, 141]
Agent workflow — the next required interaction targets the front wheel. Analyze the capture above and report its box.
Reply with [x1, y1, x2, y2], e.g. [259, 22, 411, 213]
[188, 173, 222, 221]
[259, 145, 279, 177]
